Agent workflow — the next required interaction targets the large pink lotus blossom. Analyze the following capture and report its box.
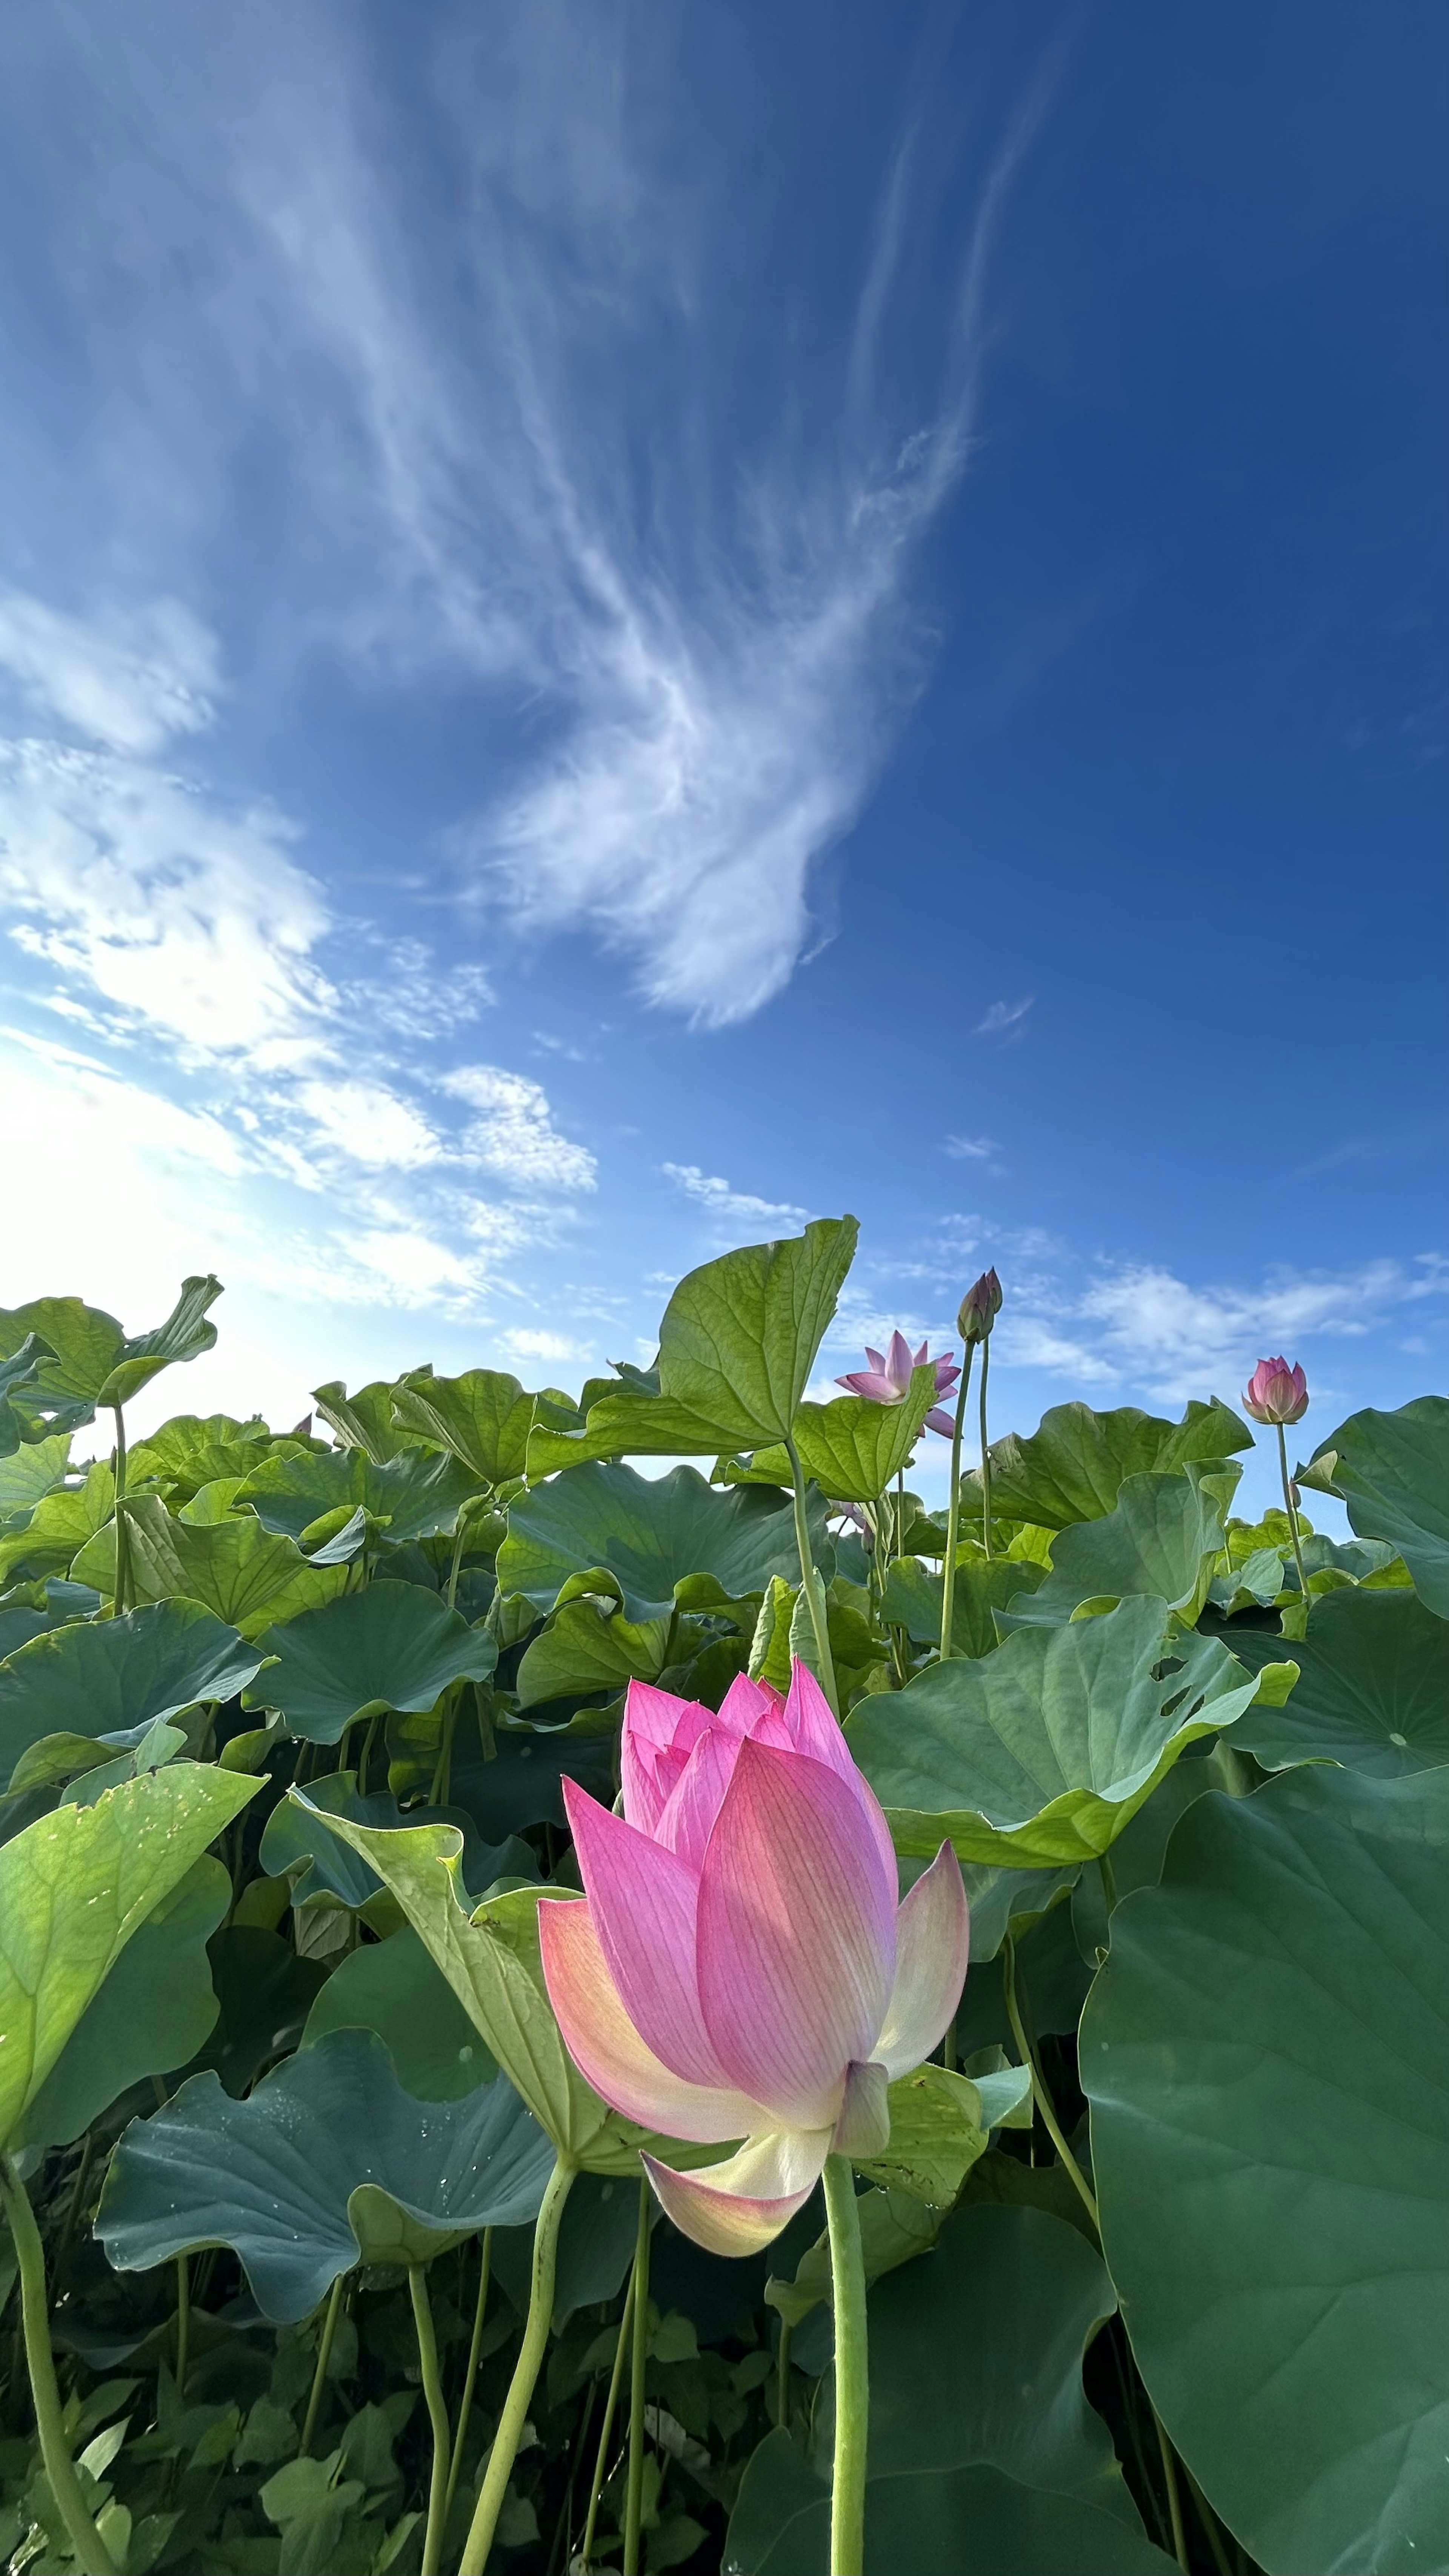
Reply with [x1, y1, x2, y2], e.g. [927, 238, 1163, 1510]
[538, 1662, 969, 2258]
[837, 1331, 960, 1439]
[1243, 1356, 1309, 1426]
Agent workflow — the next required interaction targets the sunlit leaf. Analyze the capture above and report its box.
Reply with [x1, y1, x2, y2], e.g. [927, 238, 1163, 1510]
[391, 1366, 535, 1485]
[1220, 1585, 1449, 1776]
[999, 1464, 1234, 1627]
[959, 1397, 1252, 1530]
[235, 1444, 482, 1547]
[498, 1460, 815, 1620]
[1305, 1395, 1449, 1618]
[71, 1493, 347, 1635]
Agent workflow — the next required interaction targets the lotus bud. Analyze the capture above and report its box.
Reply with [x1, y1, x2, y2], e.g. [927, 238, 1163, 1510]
[1242, 1357, 1309, 1426]
[957, 1268, 1002, 1344]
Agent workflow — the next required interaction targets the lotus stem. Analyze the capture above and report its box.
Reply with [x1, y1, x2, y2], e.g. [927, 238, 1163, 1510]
[578, 2267, 635, 2571]
[409, 2262, 452, 2576]
[1275, 1422, 1311, 1606]
[821, 2152, 869, 2576]
[458, 2153, 576, 2576]
[623, 2177, 651, 2576]
[784, 1435, 839, 1716]
[110, 1403, 132, 1618]
[444, 2228, 492, 2521]
[300, 2274, 346, 2455]
[1154, 2407, 1190, 2573]
[978, 1341, 993, 1560]
[1002, 1935, 1100, 2231]
[174, 2254, 190, 2398]
[775, 2319, 792, 2427]
[0, 2156, 119, 2576]
[938, 1345, 977, 1661]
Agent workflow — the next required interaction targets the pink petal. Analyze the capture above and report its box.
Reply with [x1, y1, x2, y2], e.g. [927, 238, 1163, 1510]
[538, 1897, 764, 2143]
[716, 1671, 786, 1732]
[924, 1408, 957, 1438]
[780, 1661, 898, 1892]
[831, 2059, 890, 2156]
[912, 1340, 930, 1365]
[561, 1779, 726, 2088]
[621, 1680, 706, 1835]
[656, 1725, 746, 1871]
[885, 1331, 915, 1395]
[697, 1739, 896, 2130]
[840, 1369, 898, 1403]
[873, 1842, 971, 2080]
[641, 2127, 831, 2257]
[864, 1348, 887, 1374]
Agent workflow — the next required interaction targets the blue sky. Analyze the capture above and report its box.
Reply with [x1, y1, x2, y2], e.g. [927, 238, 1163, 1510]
[0, 0, 1443, 1512]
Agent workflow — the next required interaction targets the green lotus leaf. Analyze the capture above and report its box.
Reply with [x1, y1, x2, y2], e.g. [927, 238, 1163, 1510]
[14, 1854, 229, 2149]
[882, 1556, 1046, 1657]
[445, 1722, 618, 1838]
[776, 1371, 940, 1504]
[235, 1444, 482, 1548]
[727, 2206, 1175, 2573]
[0, 1601, 263, 1785]
[0, 1761, 259, 2149]
[1218, 1585, 1449, 1775]
[1305, 1395, 1449, 1617]
[526, 1389, 752, 1480]
[0, 1461, 115, 1586]
[71, 1493, 347, 1635]
[390, 1366, 535, 1485]
[192, 1925, 330, 2097]
[514, 1599, 672, 1706]
[96, 1275, 223, 1408]
[0, 1431, 71, 1522]
[848, 1596, 1262, 1864]
[243, 1579, 495, 1742]
[258, 1770, 523, 1908]
[302, 1923, 498, 2098]
[958, 1397, 1252, 1531]
[498, 1460, 819, 1621]
[97, 2028, 555, 2321]
[853, 2063, 988, 2206]
[656, 1217, 858, 1450]
[1000, 1464, 1234, 1626]
[127, 1412, 277, 1500]
[312, 1375, 432, 1462]
[1081, 1763, 1449, 2576]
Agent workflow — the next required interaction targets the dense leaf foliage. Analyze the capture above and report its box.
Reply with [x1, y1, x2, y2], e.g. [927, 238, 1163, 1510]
[0, 1243, 1442, 2576]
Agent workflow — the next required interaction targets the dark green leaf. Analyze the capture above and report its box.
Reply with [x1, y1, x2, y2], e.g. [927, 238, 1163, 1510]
[882, 1557, 1046, 1657]
[301, 1924, 498, 2098]
[71, 1494, 347, 1636]
[244, 1580, 496, 1743]
[0, 1602, 263, 1784]
[514, 1599, 671, 1706]
[1306, 1396, 1449, 1617]
[235, 1446, 481, 1548]
[194, 1927, 330, 2096]
[498, 1461, 815, 1620]
[1221, 1585, 1449, 1776]
[258, 1771, 520, 1909]
[1000, 1465, 1232, 1626]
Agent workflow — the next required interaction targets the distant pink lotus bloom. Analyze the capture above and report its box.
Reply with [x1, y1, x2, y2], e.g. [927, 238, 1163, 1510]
[837, 1333, 960, 1436]
[1243, 1357, 1309, 1426]
[539, 1662, 969, 2258]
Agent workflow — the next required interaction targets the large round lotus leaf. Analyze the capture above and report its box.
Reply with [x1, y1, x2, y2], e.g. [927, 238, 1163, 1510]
[497, 1460, 814, 1621]
[1081, 1764, 1449, 2576]
[724, 2206, 1175, 2573]
[245, 1580, 496, 1742]
[15, 1854, 228, 2149]
[958, 1398, 1251, 1530]
[391, 1368, 535, 1485]
[1000, 1466, 1231, 1626]
[235, 1445, 481, 1547]
[301, 1923, 498, 2098]
[1221, 1586, 1449, 1775]
[848, 1596, 1261, 1864]
[0, 1601, 263, 1783]
[1308, 1396, 1449, 1617]
[97, 2027, 555, 2321]
[193, 1926, 329, 2097]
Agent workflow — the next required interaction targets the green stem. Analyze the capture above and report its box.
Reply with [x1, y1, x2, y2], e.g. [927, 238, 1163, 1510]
[174, 2254, 190, 2399]
[579, 2269, 635, 2573]
[938, 1345, 977, 1661]
[300, 2274, 346, 2456]
[784, 1436, 838, 1715]
[1184, 2462, 1237, 2576]
[1097, 1849, 1119, 1916]
[1154, 2408, 1190, 2574]
[409, 2264, 453, 2576]
[1275, 1423, 1311, 1606]
[57, 2131, 95, 2260]
[821, 2154, 869, 2576]
[775, 2319, 792, 2428]
[623, 2179, 651, 2576]
[0, 2158, 119, 2576]
[446, 1512, 471, 1612]
[978, 1341, 993, 1560]
[1002, 1936, 1100, 2232]
[444, 2229, 492, 2521]
[430, 1689, 460, 1809]
[893, 1469, 906, 1565]
[458, 2155, 576, 2576]
[110, 1404, 132, 1619]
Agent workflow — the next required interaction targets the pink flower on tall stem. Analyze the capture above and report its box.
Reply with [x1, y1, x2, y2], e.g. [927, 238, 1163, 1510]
[1242, 1357, 1309, 1426]
[539, 1661, 969, 2258]
[837, 1331, 960, 1438]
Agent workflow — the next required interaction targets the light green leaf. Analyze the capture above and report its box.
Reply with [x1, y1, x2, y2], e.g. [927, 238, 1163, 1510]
[656, 1217, 858, 1448]
[1305, 1395, 1449, 1618]
[258, 1771, 521, 1910]
[15, 1855, 229, 2149]
[97, 2028, 554, 2320]
[780, 1369, 940, 1503]
[729, 2206, 1175, 2573]
[0, 1431, 72, 1522]
[882, 1556, 1046, 1657]
[72, 1492, 347, 1635]
[301, 1924, 498, 2098]
[765, 2188, 944, 2330]
[235, 1445, 482, 1547]
[854, 2062, 988, 2205]
[311, 1377, 431, 1463]
[0, 1294, 125, 1411]
[127, 1413, 276, 1501]
[499, 1461, 816, 1620]
[244, 1580, 496, 1742]
[1081, 1763, 1449, 2576]
[96, 1275, 223, 1407]
[390, 1367, 535, 1484]
[0, 1762, 259, 2149]
[525, 1389, 751, 1480]
[848, 1597, 1262, 1864]
[0, 1460, 115, 1585]
[1220, 1585, 1449, 1776]
[0, 1602, 263, 1785]
[514, 1598, 670, 1706]
[959, 1397, 1252, 1530]
[1000, 1464, 1233, 1627]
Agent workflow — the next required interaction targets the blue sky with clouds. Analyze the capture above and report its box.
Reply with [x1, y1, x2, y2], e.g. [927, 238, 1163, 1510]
[0, 0, 1443, 1509]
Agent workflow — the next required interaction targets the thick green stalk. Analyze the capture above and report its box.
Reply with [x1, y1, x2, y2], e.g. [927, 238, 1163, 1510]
[0, 2158, 119, 2576]
[173, 2255, 190, 2398]
[623, 2180, 651, 2576]
[938, 1345, 977, 1661]
[1275, 1422, 1311, 1605]
[409, 2264, 452, 2576]
[821, 2155, 869, 2576]
[978, 1341, 993, 1560]
[300, 2274, 346, 2455]
[1154, 2408, 1190, 2574]
[110, 1404, 132, 1619]
[458, 2155, 576, 2576]
[775, 2319, 793, 2428]
[784, 1435, 838, 1715]
[579, 2269, 635, 2572]
[444, 2229, 492, 2521]
[1002, 1937, 1099, 2231]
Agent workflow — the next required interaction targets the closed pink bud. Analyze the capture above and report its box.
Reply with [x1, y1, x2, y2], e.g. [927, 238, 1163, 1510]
[1243, 1357, 1309, 1426]
[957, 1268, 1003, 1343]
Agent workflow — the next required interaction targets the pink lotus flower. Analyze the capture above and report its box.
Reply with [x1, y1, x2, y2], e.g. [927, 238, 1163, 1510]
[837, 1331, 959, 1439]
[539, 1662, 969, 2258]
[957, 1268, 1003, 1344]
[1243, 1357, 1309, 1426]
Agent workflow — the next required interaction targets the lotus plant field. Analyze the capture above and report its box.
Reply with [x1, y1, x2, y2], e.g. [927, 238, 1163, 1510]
[0, 1219, 1443, 2576]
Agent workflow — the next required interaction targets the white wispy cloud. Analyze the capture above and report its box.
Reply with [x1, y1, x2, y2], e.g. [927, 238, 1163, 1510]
[1077, 1259, 1448, 1401]
[440, 1065, 597, 1194]
[974, 996, 1034, 1040]
[0, 591, 219, 756]
[663, 1164, 810, 1227]
[944, 1133, 997, 1160]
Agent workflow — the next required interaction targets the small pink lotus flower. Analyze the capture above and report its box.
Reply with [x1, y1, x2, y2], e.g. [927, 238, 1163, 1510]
[837, 1331, 959, 1438]
[1243, 1357, 1309, 1426]
[539, 1662, 969, 2258]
